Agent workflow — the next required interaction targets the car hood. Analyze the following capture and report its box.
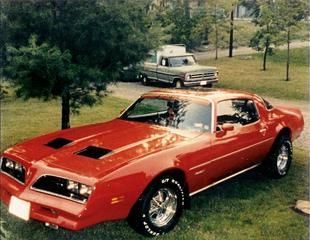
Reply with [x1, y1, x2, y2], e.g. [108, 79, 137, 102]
[171, 64, 217, 74]
[4, 119, 193, 178]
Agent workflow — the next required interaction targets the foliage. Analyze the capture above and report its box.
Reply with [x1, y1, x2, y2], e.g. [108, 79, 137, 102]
[3, 0, 161, 129]
[249, 1, 281, 50]
[275, 0, 308, 80]
[205, 0, 231, 58]
[250, 0, 307, 71]
[154, 0, 208, 49]
[0, 83, 8, 100]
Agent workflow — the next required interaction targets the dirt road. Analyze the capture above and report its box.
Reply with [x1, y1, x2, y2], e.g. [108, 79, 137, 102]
[108, 82, 309, 150]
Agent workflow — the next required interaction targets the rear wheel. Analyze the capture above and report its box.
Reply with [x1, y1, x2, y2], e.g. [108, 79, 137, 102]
[264, 135, 292, 178]
[128, 176, 185, 236]
[141, 75, 149, 86]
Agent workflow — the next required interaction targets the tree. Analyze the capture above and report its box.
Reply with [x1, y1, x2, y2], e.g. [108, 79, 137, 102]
[3, 0, 160, 129]
[250, 0, 307, 73]
[205, 0, 230, 60]
[205, 0, 234, 59]
[276, 0, 307, 80]
[250, 0, 281, 71]
[157, 0, 207, 49]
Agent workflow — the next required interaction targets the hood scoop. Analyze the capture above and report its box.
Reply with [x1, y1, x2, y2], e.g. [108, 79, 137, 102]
[46, 138, 72, 149]
[76, 146, 112, 160]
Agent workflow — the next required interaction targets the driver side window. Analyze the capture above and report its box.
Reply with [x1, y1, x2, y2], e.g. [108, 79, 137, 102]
[217, 99, 259, 127]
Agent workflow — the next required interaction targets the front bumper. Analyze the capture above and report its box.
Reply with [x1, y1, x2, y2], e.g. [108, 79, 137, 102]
[0, 172, 93, 230]
[183, 78, 218, 87]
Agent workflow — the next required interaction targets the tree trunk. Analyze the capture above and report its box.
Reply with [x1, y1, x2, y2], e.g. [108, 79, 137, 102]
[61, 90, 70, 129]
[286, 27, 290, 81]
[228, 7, 234, 58]
[263, 40, 270, 71]
[215, 23, 218, 60]
[184, 0, 190, 18]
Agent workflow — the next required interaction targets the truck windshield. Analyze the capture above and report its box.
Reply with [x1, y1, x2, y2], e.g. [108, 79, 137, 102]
[169, 56, 196, 67]
[120, 97, 212, 132]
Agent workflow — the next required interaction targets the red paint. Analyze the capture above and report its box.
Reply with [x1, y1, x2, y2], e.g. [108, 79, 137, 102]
[0, 89, 304, 230]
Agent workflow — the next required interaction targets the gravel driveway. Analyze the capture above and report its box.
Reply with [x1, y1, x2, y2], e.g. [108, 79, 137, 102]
[108, 82, 309, 150]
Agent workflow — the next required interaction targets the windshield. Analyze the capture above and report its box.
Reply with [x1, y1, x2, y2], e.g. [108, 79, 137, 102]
[169, 56, 196, 67]
[120, 97, 212, 132]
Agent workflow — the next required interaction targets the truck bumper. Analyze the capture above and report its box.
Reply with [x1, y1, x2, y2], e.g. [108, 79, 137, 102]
[183, 79, 218, 87]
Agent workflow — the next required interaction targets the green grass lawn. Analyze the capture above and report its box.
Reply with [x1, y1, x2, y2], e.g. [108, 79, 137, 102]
[200, 47, 309, 101]
[1, 92, 309, 240]
[0, 95, 130, 151]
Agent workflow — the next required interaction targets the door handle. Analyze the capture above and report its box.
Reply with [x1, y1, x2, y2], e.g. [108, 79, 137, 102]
[259, 128, 267, 135]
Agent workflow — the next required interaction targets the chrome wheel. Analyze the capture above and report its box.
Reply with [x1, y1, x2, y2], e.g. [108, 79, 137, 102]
[277, 144, 289, 175]
[148, 188, 178, 228]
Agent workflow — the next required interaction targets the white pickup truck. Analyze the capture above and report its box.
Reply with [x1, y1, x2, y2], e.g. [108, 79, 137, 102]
[140, 45, 218, 88]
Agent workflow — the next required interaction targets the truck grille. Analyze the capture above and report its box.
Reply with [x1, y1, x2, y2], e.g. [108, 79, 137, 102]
[190, 72, 216, 80]
[0, 157, 26, 184]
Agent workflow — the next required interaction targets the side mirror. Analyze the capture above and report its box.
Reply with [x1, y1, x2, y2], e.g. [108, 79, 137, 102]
[216, 123, 234, 137]
[222, 123, 234, 132]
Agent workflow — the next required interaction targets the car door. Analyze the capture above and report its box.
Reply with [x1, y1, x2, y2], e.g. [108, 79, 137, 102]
[203, 98, 271, 184]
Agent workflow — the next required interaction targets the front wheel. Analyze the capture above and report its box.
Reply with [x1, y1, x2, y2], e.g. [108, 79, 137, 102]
[174, 80, 183, 89]
[265, 135, 292, 178]
[128, 176, 185, 236]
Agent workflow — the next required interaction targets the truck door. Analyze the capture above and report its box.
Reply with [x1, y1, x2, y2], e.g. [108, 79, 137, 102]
[156, 57, 171, 83]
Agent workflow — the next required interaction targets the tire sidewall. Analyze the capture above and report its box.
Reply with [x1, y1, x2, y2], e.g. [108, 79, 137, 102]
[175, 80, 183, 89]
[269, 136, 292, 178]
[141, 75, 148, 85]
[138, 176, 185, 236]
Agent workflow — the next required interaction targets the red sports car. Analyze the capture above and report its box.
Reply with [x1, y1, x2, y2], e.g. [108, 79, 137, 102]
[0, 89, 304, 236]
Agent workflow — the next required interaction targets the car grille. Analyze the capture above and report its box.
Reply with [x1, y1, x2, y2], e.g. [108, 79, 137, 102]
[0, 157, 26, 184]
[189, 72, 216, 80]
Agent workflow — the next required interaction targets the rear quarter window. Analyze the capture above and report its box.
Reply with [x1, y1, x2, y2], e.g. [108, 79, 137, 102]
[263, 98, 273, 110]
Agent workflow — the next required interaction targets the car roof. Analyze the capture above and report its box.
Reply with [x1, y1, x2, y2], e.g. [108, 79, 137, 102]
[142, 88, 259, 103]
[162, 53, 194, 58]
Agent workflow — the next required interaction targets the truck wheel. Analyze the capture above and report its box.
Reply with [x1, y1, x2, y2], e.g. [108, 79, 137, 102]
[141, 75, 149, 86]
[175, 80, 183, 89]
[128, 176, 185, 236]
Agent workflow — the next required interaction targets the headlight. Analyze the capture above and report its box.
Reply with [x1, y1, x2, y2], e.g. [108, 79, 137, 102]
[32, 175, 93, 203]
[185, 74, 191, 81]
[1, 157, 26, 183]
[67, 180, 92, 197]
